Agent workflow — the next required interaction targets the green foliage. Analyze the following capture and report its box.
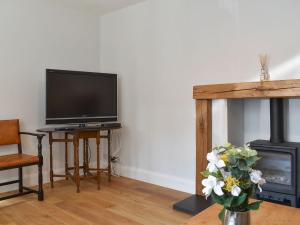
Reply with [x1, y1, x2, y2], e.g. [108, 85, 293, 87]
[237, 159, 248, 171]
[212, 192, 249, 211]
[201, 170, 222, 179]
[218, 207, 225, 221]
[224, 143, 233, 148]
[239, 148, 257, 157]
[247, 201, 263, 210]
[223, 195, 234, 208]
[246, 156, 260, 167]
[200, 170, 211, 177]
[231, 193, 248, 208]
[211, 192, 224, 205]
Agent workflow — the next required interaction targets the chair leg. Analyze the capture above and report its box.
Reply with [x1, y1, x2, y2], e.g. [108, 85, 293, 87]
[38, 162, 44, 201]
[18, 167, 23, 193]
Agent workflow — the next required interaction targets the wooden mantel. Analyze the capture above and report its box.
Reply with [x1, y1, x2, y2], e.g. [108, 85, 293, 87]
[193, 79, 300, 196]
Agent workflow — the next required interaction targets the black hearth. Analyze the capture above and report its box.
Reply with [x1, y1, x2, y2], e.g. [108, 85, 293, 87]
[250, 98, 300, 207]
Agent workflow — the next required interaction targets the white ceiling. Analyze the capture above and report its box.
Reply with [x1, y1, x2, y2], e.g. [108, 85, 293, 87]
[61, 0, 145, 15]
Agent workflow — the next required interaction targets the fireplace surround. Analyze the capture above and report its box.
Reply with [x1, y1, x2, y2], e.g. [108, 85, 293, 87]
[174, 79, 300, 215]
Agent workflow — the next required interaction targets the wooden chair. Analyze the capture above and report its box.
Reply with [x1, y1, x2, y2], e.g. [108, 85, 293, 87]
[0, 119, 45, 201]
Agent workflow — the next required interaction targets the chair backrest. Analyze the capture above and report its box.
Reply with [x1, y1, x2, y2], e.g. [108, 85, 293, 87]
[0, 119, 21, 146]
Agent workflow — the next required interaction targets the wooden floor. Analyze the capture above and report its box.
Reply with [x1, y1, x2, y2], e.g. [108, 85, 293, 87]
[0, 176, 192, 225]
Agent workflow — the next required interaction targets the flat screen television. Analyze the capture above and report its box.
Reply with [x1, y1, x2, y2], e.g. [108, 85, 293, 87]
[46, 69, 117, 125]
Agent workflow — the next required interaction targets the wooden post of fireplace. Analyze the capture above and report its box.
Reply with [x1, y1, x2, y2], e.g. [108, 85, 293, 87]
[195, 100, 212, 195]
[174, 79, 300, 214]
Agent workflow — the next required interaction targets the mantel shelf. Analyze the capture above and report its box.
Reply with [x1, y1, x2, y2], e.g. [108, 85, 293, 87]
[193, 79, 300, 100]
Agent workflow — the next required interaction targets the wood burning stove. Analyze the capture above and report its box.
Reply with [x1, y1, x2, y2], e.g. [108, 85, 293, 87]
[250, 98, 300, 207]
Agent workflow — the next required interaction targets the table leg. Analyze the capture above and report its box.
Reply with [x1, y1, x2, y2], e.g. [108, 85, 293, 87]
[65, 133, 69, 180]
[86, 139, 90, 174]
[84, 138, 89, 176]
[49, 132, 54, 188]
[83, 139, 87, 176]
[96, 131, 101, 190]
[73, 134, 80, 193]
[108, 130, 112, 182]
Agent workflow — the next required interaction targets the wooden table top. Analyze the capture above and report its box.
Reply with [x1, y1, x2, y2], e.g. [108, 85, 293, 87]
[183, 202, 300, 225]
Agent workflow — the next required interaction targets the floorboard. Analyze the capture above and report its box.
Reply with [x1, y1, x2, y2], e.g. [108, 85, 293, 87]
[0, 176, 192, 225]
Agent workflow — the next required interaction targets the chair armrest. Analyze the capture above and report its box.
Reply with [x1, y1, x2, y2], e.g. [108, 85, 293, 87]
[19, 132, 45, 159]
[19, 132, 45, 139]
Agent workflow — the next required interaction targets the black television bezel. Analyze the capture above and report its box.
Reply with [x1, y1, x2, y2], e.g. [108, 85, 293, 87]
[46, 69, 117, 125]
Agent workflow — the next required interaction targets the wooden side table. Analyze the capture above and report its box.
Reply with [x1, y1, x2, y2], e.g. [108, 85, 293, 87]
[37, 125, 121, 192]
[183, 201, 300, 225]
[69, 130, 101, 193]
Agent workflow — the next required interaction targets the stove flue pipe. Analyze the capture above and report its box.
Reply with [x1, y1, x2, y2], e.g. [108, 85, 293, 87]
[270, 98, 284, 143]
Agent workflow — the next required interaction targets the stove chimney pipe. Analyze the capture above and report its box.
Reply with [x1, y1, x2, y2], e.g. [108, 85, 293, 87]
[270, 98, 284, 143]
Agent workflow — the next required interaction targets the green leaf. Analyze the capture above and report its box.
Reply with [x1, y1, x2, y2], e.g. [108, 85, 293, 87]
[247, 201, 263, 211]
[240, 147, 257, 157]
[218, 207, 226, 221]
[200, 170, 222, 179]
[211, 192, 224, 205]
[224, 143, 232, 148]
[231, 193, 248, 207]
[239, 180, 252, 190]
[223, 195, 234, 208]
[230, 167, 241, 178]
[246, 156, 259, 167]
[200, 170, 211, 177]
[238, 159, 249, 171]
[228, 156, 237, 166]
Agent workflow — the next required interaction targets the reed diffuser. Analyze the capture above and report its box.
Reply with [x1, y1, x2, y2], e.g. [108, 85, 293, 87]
[259, 54, 270, 81]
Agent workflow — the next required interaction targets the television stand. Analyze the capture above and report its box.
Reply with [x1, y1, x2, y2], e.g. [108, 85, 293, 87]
[37, 124, 121, 191]
[53, 123, 121, 131]
[54, 127, 75, 131]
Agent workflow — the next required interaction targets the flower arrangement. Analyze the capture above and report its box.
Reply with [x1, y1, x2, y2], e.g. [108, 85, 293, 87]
[201, 143, 266, 221]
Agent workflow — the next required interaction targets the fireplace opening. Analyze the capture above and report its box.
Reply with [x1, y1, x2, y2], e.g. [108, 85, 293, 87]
[250, 98, 300, 207]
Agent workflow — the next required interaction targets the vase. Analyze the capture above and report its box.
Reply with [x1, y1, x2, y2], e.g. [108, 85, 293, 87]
[222, 210, 250, 225]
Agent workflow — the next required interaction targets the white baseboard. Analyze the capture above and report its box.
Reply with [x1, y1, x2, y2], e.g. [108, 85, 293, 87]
[1, 166, 195, 195]
[120, 165, 195, 194]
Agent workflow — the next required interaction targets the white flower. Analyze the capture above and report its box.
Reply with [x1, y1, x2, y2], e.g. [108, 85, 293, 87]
[202, 175, 224, 198]
[231, 185, 241, 196]
[250, 169, 266, 192]
[206, 150, 226, 173]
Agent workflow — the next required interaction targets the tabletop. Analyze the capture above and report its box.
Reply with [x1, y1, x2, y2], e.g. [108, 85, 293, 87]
[37, 123, 121, 133]
[183, 201, 300, 225]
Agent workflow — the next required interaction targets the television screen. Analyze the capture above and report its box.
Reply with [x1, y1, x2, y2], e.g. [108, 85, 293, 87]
[46, 69, 117, 124]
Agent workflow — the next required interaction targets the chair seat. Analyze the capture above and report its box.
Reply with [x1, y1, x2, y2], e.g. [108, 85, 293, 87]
[0, 153, 39, 169]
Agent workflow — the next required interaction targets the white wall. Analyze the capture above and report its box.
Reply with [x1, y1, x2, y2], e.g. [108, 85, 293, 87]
[100, 0, 300, 193]
[0, 0, 101, 191]
[2, 0, 300, 196]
